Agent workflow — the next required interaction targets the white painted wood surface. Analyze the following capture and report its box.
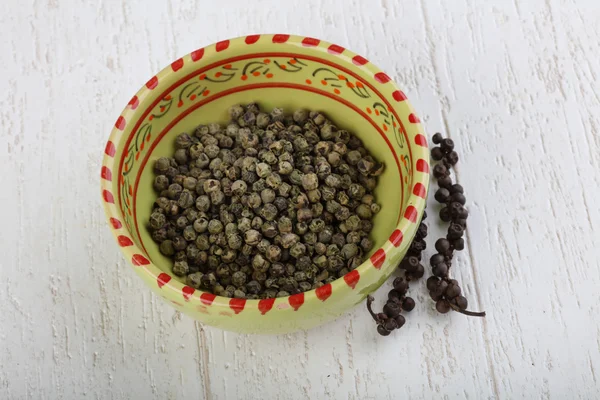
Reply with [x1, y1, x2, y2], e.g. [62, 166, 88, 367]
[2, 0, 600, 398]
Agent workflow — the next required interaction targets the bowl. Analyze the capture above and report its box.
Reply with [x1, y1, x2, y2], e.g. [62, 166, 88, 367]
[100, 34, 429, 334]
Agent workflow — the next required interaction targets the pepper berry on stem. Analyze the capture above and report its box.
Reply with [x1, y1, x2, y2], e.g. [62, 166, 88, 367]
[366, 213, 428, 336]
[429, 132, 485, 318]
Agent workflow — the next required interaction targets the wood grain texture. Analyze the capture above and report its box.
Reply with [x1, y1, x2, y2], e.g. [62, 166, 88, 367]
[1, 0, 599, 398]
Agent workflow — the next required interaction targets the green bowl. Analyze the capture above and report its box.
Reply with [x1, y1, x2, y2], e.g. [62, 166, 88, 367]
[101, 34, 429, 334]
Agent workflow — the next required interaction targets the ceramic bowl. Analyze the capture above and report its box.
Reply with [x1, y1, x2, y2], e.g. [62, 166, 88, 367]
[101, 34, 429, 334]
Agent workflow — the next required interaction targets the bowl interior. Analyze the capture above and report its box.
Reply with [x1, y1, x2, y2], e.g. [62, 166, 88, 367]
[135, 89, 405, 275]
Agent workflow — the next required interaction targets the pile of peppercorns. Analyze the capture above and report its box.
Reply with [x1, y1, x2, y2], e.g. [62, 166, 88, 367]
[148, 103, 384, 299]
[367, 132, 485, 336]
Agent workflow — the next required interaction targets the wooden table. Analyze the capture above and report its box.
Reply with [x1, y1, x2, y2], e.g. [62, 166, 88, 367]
[2, 0, 599, 398]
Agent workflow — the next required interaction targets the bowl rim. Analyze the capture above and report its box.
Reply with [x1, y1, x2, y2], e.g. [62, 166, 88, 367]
[101, 33, 429, 314]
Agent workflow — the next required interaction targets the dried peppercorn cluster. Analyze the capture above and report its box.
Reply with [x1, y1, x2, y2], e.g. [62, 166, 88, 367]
[367, 132, 485, 336]
[427, 133, 485, 317]
[147, 103, 384, 299]
[366, 212, 428, 336]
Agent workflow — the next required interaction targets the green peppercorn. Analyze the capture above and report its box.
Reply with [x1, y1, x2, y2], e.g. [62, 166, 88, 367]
[260, 188, 276, 204]
[252, 254, 269, 272]
[246, 192, 262, 209]
[260, 203, 278, 221]
[244, 229, 262, 246]
[297, 208, 313, 222]
[159, 240, 175, 256]
[371, 203, 381, 214]
[278, 233, 299, 249]
[149, 211, 166, 230]
[172, 260, 189, 276]
[289, 242, 307, 258]
[266, 173, 282, 189]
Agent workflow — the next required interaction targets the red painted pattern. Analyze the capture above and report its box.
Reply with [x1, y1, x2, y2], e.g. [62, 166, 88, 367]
[327, 44, 345, 54]
[157, 273, 171, 288]
[109, 218, 122, 229]
[101, 166, 112, 181]
[408, 113, 420, 123]
[415, 134, 427, 147]
[343, 270, 360, 289]
[413, 182, 426, 198]
[104, 141, 115, 157]
[200, 293, 216, 306]
[117, 235, 133, 247]
[245, 35, 260, 44]
[115, 116, 126, 130]
[302, 37, 320, 47]
[182, 286, 195, 301]
[229, 298, 246, 314]
[215, 40, 230, 52]
[128, 95, 139, 109]
[258, 298, 276, 315]
[374, 72, 391, 83]
[191, 48, 205, 61]
[416, 159, 429, 173]
[392, 90, 407, 101]
[146, 76, 158, 90]
[131, 254, 150, 266]
[404, 205, 418, 223]
[389, 229, 403, 247]
[370, 249, 386, 269]
[171, 58, 184, 71]
[289, 293, 305, 311]
[352, 55, 368, 65]
[316, 284, 332, 301]
[102, 190, 114, 203]
[272, 34, 290, 43]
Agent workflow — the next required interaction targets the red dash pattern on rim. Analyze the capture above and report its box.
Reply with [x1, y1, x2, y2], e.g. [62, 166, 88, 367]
[115, 116, 126, 130]
[200, 293, 216, 306]
[289, 293, 305, 311]
[128, 96, 139, 109]
[132, 254, 150, 266]
[230, 298, 246, 314]
[117, 235, 133, 247]
[416, 159, 429, 173]
[105, 141, 116, 157]
[272, 34, 290, 43]
[415, 134, 427, 147]
[413, 182, 427, 198]
[316, 284, 332, 301]
[392, 90, 407, 102]
[343, 270, 360, 289]
[109, 217, 122, 229]
[101, 166, 112, 181]
[302, 37, 320, 47]
[245, 35, 260, 44]
[404, 205, 418, 223]
[216, 40, 230, 52]
[328, 44, 344, 54]
[370, 249, 386, 269]
[102, 190, 114, 203]
[374, 72, 391, 83]
[408, 113, 420, 123]
[389, 229, 403, 247]
[171, 58, 184, 71]
[352, 55, 368, 65]
[191, 48, 205, 61]
[157, 273, 171, 288]
[146, 76, 158, 90]
[258, 298, 276, 315]
[182, 286, 195, 301]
